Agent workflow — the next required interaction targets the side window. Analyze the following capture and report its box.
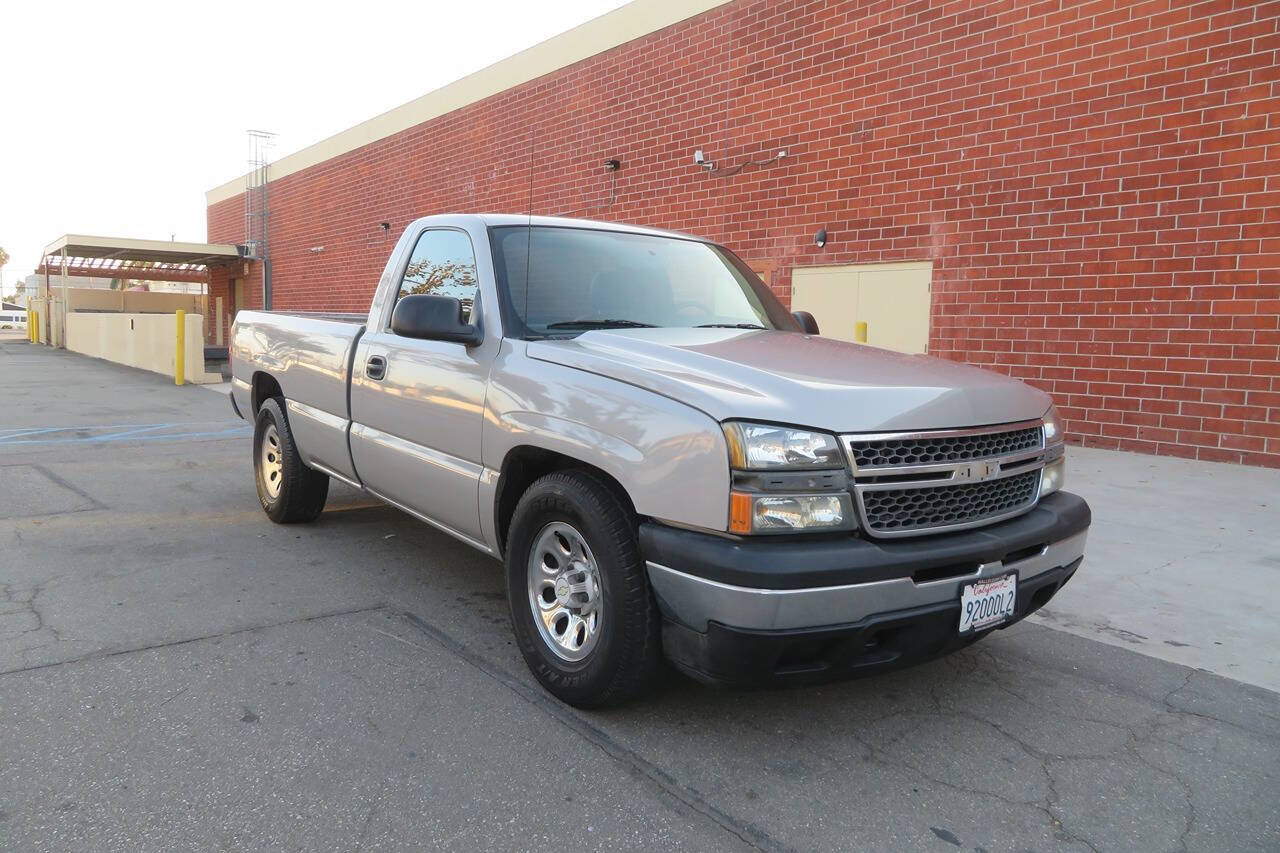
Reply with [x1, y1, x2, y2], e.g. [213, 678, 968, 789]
[395, 229, 479, 326]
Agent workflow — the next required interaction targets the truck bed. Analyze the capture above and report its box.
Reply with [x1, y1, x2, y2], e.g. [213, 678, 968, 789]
[230, 309, 367, 483]
[259, 310, 367, 324]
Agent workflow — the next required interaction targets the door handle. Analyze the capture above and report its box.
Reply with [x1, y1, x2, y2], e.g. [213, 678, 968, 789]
[366, 355, 387, 381]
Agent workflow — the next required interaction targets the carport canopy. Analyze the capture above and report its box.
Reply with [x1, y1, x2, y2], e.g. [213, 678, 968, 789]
[38, 234, 242, 284]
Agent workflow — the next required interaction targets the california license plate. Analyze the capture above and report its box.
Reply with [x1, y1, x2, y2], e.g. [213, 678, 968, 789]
[959, 573, 1017, 634]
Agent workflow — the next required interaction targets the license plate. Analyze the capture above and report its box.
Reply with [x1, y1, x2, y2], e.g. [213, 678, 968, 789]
[959, 573, 1017, 634]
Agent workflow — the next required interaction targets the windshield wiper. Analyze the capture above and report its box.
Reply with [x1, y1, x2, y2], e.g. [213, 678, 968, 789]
[545, 319, 657, 329]
[695, 322, 768, 329]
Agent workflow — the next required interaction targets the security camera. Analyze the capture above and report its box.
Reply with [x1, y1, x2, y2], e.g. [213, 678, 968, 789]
[694, 149, 706, 165]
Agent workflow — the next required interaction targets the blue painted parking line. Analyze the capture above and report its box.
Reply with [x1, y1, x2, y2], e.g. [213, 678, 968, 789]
[0, 421, 192, 439]
[0, 424, 250, 446]
[80, 424, 172, 442]
[0, 422, 195, 438]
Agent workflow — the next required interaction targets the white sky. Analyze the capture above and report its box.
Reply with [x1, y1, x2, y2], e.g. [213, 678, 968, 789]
[0, 0, 630, 294]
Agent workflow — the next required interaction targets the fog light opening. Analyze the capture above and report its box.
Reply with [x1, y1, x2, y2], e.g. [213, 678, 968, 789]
[1028, 582, 1059, 614]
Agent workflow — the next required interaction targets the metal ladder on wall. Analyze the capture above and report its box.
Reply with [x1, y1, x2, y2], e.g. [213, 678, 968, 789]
[244, 130, 275, 308]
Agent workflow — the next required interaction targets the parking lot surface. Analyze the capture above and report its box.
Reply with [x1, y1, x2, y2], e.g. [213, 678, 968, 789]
[2, 338, 1278, 851]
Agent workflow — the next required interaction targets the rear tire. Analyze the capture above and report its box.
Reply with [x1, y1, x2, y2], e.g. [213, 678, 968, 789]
[254, 397, 329, 523]
[506, 470, 662, 708]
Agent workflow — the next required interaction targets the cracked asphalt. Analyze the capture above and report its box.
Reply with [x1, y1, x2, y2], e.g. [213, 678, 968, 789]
[2, 337, 1278, 852]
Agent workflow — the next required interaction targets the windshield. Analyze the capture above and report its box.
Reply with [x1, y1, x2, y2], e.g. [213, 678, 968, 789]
[489, 225, 799, 338]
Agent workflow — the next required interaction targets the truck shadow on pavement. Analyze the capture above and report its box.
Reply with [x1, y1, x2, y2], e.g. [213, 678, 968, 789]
[294, 501, 1279, 853]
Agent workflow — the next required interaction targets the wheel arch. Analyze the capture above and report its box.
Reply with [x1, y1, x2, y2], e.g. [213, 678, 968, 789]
[250, 371, 284, 415]
[494, 445, 638, 558]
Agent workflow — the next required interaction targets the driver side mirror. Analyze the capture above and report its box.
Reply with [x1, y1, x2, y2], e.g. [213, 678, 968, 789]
[792, 310, 820, 335]
[391, 294, 482, 346]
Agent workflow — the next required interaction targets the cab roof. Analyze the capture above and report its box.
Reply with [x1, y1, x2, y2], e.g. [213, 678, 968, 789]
[414, 213, 707, 244]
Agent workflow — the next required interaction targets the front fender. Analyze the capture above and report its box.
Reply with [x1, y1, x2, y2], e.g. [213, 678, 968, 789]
[483, 346, 731, 537]
[499, 411, 647, 473]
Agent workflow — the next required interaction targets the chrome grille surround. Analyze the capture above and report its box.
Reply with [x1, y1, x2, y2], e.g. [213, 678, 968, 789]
[843, 419, 1055, 538]
[847, 425, 1042, 469]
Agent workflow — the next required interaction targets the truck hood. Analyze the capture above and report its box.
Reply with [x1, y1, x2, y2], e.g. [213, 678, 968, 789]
[526, 329, 1050, 433]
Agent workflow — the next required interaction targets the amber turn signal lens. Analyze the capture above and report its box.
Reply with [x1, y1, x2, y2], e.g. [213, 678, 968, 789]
[729, 492, 753, 533]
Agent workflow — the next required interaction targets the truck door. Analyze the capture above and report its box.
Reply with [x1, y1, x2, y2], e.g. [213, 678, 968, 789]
[348, 227, 489, 544]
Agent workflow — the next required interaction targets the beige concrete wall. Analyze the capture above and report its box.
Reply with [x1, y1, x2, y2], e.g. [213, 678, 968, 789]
[66, 288, 126, 312]
[65, 288, 204, 316]
[65, 312, 221, 384]
[50, 296, 66, 348]
[124, 291, 205, 315]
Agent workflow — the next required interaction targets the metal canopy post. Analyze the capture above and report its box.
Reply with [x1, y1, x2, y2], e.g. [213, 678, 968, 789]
[43, 262, 50, 344]
[60, 248, 68, 348]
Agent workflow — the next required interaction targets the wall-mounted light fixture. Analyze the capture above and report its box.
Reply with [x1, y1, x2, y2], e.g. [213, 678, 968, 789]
[308, 246, 325, 254]
[814, 228, 828, 249]
[603, 158, 621, 171]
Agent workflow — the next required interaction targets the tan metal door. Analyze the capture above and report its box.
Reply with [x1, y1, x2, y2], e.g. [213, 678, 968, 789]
[790, 261, 932, 353]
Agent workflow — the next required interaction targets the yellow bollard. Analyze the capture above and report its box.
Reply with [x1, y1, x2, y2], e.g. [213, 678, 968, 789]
[27, 310, 34, 342]
[856, 321, 868, 343]
[175, 310, 186, 385]
[32, 310, 39, 344]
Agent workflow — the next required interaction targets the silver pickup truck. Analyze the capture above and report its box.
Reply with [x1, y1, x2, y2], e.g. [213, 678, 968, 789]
[230, 214, 1090, 707]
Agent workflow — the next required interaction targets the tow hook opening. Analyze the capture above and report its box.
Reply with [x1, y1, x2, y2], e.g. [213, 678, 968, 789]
[912, 562, 979, 584]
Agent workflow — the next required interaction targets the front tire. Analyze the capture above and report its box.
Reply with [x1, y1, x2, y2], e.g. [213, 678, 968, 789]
[253, 397, 329, 523]
[506, 470, 661, 708]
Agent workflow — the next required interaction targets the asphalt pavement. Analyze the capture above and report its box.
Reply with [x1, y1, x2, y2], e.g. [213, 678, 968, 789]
[2, 337, 1277, 852]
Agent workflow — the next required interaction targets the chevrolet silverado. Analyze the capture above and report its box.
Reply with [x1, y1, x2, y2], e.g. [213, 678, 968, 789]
[229, 214, 1090, 707]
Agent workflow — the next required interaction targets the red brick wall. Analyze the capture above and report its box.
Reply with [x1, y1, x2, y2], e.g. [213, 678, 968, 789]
[208, 0, 1280, 467]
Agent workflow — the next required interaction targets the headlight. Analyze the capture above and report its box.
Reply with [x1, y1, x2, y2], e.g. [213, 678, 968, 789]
[1040, 457, 1066, 497]
[723, 422, 843, 469]
[729, 492, 852, 534]
[1042, 404, 1064, 446]
[1040, 404, 1066, 496]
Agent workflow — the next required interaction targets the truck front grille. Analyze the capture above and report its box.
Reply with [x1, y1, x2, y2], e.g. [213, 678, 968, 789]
[842, 420, 1049, 538]
[847, 425, 1042, 470]
[858, 470, 1041, 535]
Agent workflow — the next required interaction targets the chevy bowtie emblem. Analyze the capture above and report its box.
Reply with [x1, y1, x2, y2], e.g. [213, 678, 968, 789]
[955, 460, 1001, 482]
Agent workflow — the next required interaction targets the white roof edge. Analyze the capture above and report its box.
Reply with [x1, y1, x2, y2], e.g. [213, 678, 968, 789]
[206, 0, 732, 206]
[43, 234, 241, 258]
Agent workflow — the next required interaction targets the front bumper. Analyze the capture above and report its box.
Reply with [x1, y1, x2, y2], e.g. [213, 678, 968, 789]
[641, 491, 1090, 686]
